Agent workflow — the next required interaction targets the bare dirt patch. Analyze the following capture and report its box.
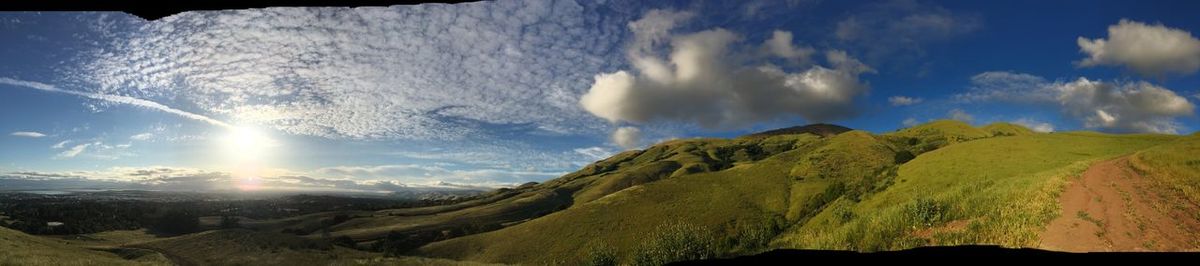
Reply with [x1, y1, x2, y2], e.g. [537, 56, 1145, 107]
[1040, 156, 1200, 251]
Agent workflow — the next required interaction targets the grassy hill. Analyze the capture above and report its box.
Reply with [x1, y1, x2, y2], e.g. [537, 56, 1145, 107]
[17, 120, 1185, 265]
[0, 226, 168, 265]
[411, 121, 1181, 264]
[129, 228, 488, 266]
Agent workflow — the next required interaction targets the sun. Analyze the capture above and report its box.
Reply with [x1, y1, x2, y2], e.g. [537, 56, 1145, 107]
[218, 125, 279, 191]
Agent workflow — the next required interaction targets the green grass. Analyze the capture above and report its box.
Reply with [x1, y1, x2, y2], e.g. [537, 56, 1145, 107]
[772, 132, 1177, 250]
[1130, 135, 1200, 208]
[413, 122, 1180, 264]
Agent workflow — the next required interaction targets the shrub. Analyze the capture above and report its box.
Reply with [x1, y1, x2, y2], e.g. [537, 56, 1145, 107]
[629, 222, 722, 266]
[906, 197, 945, 227]
[581, 241, 618, 266]
[893, 150, 916, 164]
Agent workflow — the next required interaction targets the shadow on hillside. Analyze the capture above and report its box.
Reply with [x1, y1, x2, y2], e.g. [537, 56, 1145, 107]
[672, 245, 1200, 264]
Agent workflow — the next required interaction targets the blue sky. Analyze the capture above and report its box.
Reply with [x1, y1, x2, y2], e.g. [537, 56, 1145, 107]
[2, 0, 1199, 192]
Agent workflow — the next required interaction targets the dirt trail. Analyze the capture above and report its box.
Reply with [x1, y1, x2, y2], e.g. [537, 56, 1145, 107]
[1039, 156, 1200, 252]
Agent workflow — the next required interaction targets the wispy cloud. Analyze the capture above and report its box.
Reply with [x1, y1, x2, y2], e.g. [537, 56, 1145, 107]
[0, 77, 232, 129]
[888, 96, 923, 106]
[55, 142, 92, 159]
[10, 131, 46, 138]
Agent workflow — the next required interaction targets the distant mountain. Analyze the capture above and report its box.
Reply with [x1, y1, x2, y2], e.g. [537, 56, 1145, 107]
[741, 123, 853, 138]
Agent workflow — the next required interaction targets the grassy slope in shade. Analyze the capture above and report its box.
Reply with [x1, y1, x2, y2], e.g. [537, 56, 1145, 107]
[132, 229, 489, 266]
[775, 132, 1177, 250]
[0, 226, 166, 266]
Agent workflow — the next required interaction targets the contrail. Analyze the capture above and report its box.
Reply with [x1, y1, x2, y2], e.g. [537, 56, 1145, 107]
[0, 77, 234, 129]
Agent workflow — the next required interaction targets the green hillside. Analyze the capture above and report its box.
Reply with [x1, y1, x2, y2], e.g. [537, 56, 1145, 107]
[16, 120, 1183, 265]
[413, 121, 1179, 264]
[981, 122, 1037, 136]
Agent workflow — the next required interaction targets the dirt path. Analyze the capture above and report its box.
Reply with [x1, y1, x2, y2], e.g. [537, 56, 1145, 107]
[1039, 156, 1200, 252]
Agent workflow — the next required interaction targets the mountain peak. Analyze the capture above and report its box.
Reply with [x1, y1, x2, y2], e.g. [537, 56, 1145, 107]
[741, 123, 853, 138]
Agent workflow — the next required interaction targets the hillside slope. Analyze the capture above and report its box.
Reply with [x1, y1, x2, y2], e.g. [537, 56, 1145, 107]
[0, 226, 166, 265]
[415, 122, 1181, 264]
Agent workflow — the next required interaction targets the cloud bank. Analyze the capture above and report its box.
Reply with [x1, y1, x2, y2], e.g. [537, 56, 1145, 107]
[580, 10, 874, 130]
[1077, 19, 1200, 77]
[957, 71, 1195, 133]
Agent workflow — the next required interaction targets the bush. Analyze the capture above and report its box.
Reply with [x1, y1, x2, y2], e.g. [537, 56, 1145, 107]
[581, 241, 618, 266]
[629, 222, 722, 266]
[906, 197, 945, 227]
[893, 150, 916, 164]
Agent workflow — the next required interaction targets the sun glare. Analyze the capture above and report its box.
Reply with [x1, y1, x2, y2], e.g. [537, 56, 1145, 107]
[219, 125, 279, 191]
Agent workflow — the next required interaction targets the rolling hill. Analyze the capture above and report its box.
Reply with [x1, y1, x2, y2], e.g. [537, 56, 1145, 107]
[409, 120, 1188, 264]
[6, 120, 1196, 265]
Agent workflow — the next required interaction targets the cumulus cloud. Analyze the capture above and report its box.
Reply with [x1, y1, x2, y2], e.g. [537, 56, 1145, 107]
[956, 71, 1195, 133]
[68, 2, 633, 141]
[888, 96, 922, 106]
[902, 117, 920, 127]
[1077, 19, 1200, 77]
[947, 108, 974, 123]
[580, 10, 874, 130]
[1012, 118, 1055, 133]
[10, 131, 46, 138]
[612, 126, 643, 149]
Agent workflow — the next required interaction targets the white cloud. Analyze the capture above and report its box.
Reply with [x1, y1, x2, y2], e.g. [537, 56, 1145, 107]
[1077, 19, 1200, 77]
[68, 2, 632, 141]
[956, 71, 1195, 133]
[902, 117, 920, 127]
[50, 140, 133, 160]
[2, 165, 505, 192]
[51, 140, 71, 149]
[55, 142, 92, 159]
[0, 78, 232, 129]
[763, 30, 815, 64]
[888, 96, 923, 106]
[313, 164, 562, 187]
[10, 131, 46, 138]
[580, 10, 874, 130]
[1012, 118, 1055, 133]
[129, 133, 153, 141]
[947, 108, 974, 123]
[612, 126, 643, 150]
[573, 146, 615, 161]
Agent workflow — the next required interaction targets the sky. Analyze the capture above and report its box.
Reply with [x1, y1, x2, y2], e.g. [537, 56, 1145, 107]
[2, 0, 1199, 192]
